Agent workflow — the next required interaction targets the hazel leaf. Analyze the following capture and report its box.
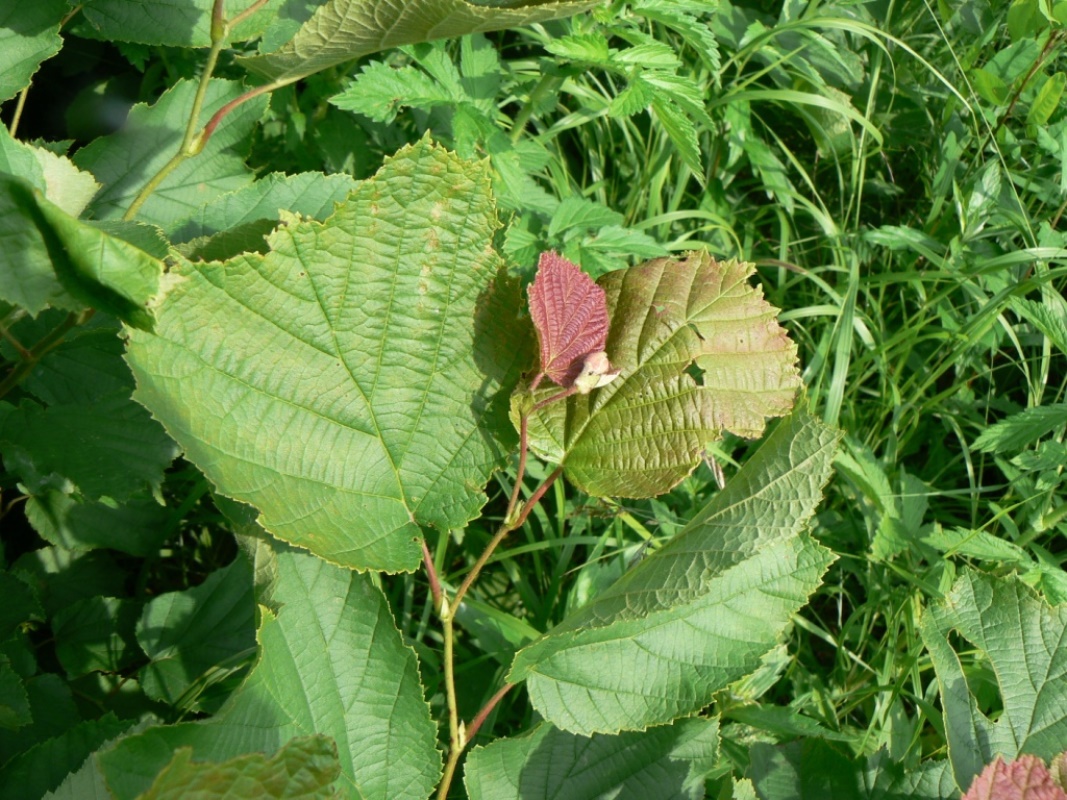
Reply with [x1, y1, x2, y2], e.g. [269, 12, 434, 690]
[513, 252, 802, 498]
[528, 251, 612, 389]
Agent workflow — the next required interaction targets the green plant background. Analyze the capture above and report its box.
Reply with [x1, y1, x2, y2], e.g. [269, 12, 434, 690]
[1, 0, 1066, 798]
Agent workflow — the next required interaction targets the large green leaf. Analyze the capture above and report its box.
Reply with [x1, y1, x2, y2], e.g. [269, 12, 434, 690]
[0, 175, 163, 322]
[921, 571, 1067, 793]
[74, 0, 284, 47]
[98, 542, 441, 800]
[464, 718, 718, 799]
[239, 0, 599, 84]
[507, 411, 838, 735]
[0, 0, 66, 103]
[515, 252, 802, 498]
[126, 139, 528, 571]
[73, 79, 266, 231]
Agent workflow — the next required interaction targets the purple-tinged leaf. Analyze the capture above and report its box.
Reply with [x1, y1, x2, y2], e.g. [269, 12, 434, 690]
[528, 252, 613, 389]
[963, 755, 1067, 800]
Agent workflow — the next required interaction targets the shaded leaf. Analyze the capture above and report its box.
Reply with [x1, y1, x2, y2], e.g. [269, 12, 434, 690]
[465, 718, 718, 799]
[52, 595, 142, 677]
[137, 557, 256, 708]
[515, 252, 801, 498]
[748, 740, 957, 799]
[99, 542, 441, 800]
[126, 139, 526, 571]
[528, 251, 613, 388]
[507, 411, 838, 735]
[26, 490, 174, 557]
[170, 171, 360, 244]
[0, 656, 30, 732]
[73, 79, 267, 231]
[240, 0, 600, 84]
[137, 736, 340, 800]
[0, 175, 163, 323]
[973, 404, 1067, 454]
[0, 713, 133, 799]
[75, 0, 283, 47]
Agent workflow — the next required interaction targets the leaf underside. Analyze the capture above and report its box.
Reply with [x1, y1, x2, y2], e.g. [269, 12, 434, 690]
[515, 252, 802, 498]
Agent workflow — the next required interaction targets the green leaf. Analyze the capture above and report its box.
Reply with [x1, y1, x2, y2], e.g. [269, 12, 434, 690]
[544, 32, 615, 64]
[0, 656, 30, 732]
[747, 740, 957, 799]
[137, 557, 256, 708]
[920, 571, 1067, 792]
[0, 176, 164, 323]
[126, 139, 527, 571]
[75, 0, 283, 47]
[1028, 72, 1065, 127]
[514, 253, 801, 498]
[73, 79, 267, 231]
[26, 490, 173, 556]
[239, 0, 600, 83]
[0, 124, 100, 216]
[99, 542, 442, 800]
[464, 717, 719, 799]
[330, 62, 457, 122]
[1007, 0, 1043, 40]
[547, 196, 624, 238]
[0, 391, 179, 501]
[12, 547, 128, 618]
[0, 571, 44, 640]
[0, 713, 134, 800]
[0, 0, 66, 103]
[608, 75, 656, 118]
[170, 171, 359, 243]
[1010, 296, 1067, 355]
[651, 95, 704, 181]
[971, 67, 1009, 106]
[0, 674, 80, 759]
[972, 403, 1067, 454]
[52, 595, 142, 677]
[136, 736, 340, 799]
[507, 411, 838, 735]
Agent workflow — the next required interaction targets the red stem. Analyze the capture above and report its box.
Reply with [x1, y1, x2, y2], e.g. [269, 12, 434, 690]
[465, 683, 515, 743]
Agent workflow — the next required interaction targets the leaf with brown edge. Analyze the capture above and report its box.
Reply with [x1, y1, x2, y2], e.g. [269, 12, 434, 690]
[528, 251, 613, 389]
[511, 252, 801, 498]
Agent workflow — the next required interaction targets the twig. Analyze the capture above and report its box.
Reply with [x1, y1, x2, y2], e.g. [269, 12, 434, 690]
[465, 682, 515, 743]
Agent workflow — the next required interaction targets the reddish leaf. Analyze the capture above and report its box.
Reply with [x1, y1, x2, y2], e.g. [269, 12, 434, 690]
[528, 252, 612, 388]
[963, 755, 1067, 800]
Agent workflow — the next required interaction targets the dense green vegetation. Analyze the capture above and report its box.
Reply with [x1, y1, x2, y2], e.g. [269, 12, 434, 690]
[1, 0, 1066, 797]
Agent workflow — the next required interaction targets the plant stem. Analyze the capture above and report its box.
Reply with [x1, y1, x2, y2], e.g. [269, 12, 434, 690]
[8, 86, 29, 139]
[510, 75, 563, 143]
[0, 310, 92, 400]
[422, 539, 442, 612]
[466, 682, 515, 743]
[437, 614, 461, 800]
[122, 0, 279, 221]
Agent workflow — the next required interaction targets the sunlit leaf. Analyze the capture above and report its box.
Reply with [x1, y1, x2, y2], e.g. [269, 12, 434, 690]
[126, 139, 528, 571]
[507, 411, 837, 734]
[240, 0, 598, 83]
[0, 0, 65, 103]
[514, 252, 801, 498]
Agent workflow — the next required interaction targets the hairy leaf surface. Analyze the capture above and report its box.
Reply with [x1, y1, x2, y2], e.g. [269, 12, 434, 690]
[126, 139, 525, 571]
[75, 0, 284, 47]
[240, 0, 600, 84]
[515, 252, 801, 497]
[464, 718, 718, 800]
[507, 411, 838, 734]
[99, 543, 441, 800]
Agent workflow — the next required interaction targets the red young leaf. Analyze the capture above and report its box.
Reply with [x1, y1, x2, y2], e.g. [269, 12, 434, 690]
[963, 755, 1067, 800]
[528, 252, 612, 388]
